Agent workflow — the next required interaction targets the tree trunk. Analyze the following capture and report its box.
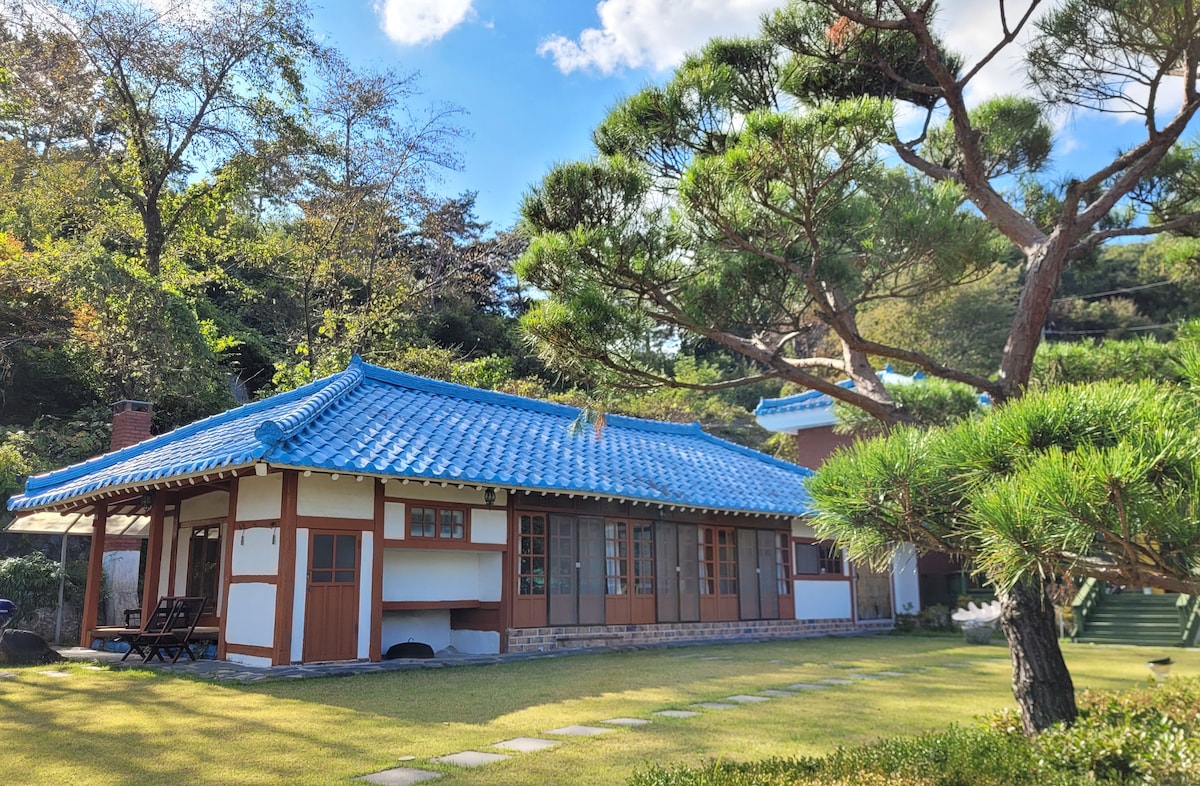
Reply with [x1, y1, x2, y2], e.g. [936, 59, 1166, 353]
[998, 578, 1076, 735]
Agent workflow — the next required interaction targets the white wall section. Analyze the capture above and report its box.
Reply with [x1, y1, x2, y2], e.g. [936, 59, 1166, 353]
[382, 550, 501, 602]
[236, 474, 283, 521]
[892, 543, 921, 614]
[793, 580, 853, 620]
[470, 509, 507, 544]
[358, 532, 374, 659]
[179, 491, 229, 522]
[231, 526, 280, 576]
[297, 473, 374, 519]
[384, 501, 406, 539]
[290, 528, 309, 663]
[224, 583, 277, 647]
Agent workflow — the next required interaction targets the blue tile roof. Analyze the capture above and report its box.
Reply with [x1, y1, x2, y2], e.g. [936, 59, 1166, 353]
[753, 366, 926, 418]
[10, 357, 814, 517]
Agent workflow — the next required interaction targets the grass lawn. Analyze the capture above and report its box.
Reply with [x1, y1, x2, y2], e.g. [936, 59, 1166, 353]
[2, 635, 1196, 785]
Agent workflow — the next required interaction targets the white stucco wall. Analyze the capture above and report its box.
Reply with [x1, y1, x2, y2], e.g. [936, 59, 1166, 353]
[384, 501, 405, 539]
[290, 528, 309, 663]
[228, 653, 273, 668]
[387, 484, 507, 508]
[224, 582, 277, 648]
[358, 533, 373, 659]
[382, 610, 450, 652]
[297, 473, 374, 519]
[450, 629, 500, 654]
[792, 520, 816, 538]
[231, 526, 280, 576]
[155, 518, 174, 600]
[470, 509, 507, 545]
[892, 543, 922, 615]
[102, 550, 140, 625]
[382, 550, 502, 602]
[179, 490, 229, 522]
[236, 474, 283, 521]
[793, 580, 853, 620]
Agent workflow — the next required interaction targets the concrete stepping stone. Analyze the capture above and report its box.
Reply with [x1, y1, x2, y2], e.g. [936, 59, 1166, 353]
[787, 683, 827, 690]
[725, 694, 770, 703]
[601, 718, 650, 726]
[492, 738, 559, 753]
[430, 751, 510, 767]
[83, 665, 105, 671]
[760, 689, 796, 697]
[878, 671, 906, 677]
[0, 672, 17, 679]
[37, 670, 69, 678]
[654, 710, 699, 718]
[944, 663, 971, 668]
[820, 678, 853, 685]
[847, 673, 884, 680]
[693, 702, 736, 710]
[359, 766, 441, 785]
[545, 725, 615, 737]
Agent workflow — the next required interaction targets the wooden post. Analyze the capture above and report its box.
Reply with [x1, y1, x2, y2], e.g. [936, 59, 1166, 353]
[79, 504, 108, 647]
[273, 470, 299, 665]
[140, 492, 167, 621]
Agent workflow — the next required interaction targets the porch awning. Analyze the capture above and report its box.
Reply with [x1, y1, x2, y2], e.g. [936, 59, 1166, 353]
[5, 510, 150, 538]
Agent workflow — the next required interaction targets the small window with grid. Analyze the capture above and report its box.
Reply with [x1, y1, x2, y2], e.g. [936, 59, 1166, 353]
[409, 505, 468, 540]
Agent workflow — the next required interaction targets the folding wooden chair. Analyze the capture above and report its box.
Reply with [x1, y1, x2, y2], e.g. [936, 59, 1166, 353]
[117, 596, 178, 662]
[142, 596, 206, 664]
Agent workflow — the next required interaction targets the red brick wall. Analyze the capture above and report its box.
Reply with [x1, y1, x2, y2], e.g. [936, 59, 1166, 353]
[794, 425, 854, 468]
[110, 401, 153, 451]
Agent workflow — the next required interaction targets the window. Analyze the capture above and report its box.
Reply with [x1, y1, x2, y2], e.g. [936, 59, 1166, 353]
[775, 532, 792, 596]
[187, 525, 222, 611]
[409, 505, 466, 540]
[699, 526, 736, 596]
[518, 514, 546, 596]
[604, 520, 655, 597]
[311, 533, 356, 583]
[794, 541, 843, 576]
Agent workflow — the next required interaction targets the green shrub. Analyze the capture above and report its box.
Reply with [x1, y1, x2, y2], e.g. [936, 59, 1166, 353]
[0, 552, 64, 627]
[633, 681, 1200, 786]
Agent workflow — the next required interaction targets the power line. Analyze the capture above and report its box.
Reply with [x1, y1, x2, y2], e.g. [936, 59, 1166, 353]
[1043, 322, 1177, 336]
[1052, 280, 1176, 302]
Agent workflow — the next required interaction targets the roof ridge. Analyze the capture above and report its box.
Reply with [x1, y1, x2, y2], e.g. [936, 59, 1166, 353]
[22, 375, 340, 495]
[255, 356, 366, 449]
[361, 362, 586, 419]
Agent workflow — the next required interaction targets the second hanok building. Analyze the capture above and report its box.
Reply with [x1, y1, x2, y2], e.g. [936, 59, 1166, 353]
[7, 358, 889, 667]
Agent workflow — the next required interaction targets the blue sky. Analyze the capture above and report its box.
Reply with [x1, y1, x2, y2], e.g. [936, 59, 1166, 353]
[308, 1, 1190, 234]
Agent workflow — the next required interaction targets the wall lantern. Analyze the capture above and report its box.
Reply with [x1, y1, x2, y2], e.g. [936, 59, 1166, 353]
[140, 491, 155, 511]
[484, 488, 497, 507]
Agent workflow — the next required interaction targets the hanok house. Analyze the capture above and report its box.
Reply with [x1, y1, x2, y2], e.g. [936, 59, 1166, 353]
[7, 358, 888, 667]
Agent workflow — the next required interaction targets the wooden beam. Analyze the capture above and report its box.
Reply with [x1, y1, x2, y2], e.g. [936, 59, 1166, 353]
[79, 505, 107, 647]
[140, 492, 167, 621]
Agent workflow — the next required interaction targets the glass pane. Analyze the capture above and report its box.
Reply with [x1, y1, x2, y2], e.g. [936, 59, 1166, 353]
[520, 576, 532, 595]
[334, 570, 354, 583]
[520, 556, 532, 574]
[312, 570, 332, 583]
[452, 523, 465, 539]
[531, 576, 545, 594]
[335, 535, 355, 569]
[312, 535, 334, 569]
[532, 516, 545, 536]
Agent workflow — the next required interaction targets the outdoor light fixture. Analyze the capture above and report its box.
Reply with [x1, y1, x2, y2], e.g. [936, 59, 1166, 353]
[254, 461, 268, 476]
[271, 521, 278, 545]
[484, 488, 496, 507]
[1148, 657, 1173, 682]
[140, 491, 154, 511]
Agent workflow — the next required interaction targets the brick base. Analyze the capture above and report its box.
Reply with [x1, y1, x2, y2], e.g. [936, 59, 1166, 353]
[505, 618, 893, 652]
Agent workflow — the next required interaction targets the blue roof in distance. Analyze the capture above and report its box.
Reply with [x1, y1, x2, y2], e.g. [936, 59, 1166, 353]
[11, 357, 814, 517]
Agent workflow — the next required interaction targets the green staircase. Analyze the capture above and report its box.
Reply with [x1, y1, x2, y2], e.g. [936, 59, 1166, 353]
[1075, 591, 1184, 647]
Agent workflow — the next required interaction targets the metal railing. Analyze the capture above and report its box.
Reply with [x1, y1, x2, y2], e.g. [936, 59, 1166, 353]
[1070, 577, 1103, 639]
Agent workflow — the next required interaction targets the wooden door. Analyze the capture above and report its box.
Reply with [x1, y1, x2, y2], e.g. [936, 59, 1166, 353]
[577, 516, 606, 625]
[655, 522, 679, 623]
[856, 564, 894, 621]
[677, 524, 700, 622]
[756, 529, 780, 619]
[737, 529, 760, 620]
[514, 513, 548, 628]
[699, 526, 739, 621]
[304, 531, 359, 662]
[548, 515, 577, 625]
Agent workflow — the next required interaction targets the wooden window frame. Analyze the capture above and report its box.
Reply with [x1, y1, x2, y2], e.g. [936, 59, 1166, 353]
[186, 523, 223, 612]
[517, 513, 547, 597]
[775, 532, 792, 596]
[406, 503, 470, 542]
[792, 539, 847, 580]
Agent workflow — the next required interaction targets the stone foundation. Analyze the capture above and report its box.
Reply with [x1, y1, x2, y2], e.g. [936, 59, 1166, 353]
[506, 617, 892, 652]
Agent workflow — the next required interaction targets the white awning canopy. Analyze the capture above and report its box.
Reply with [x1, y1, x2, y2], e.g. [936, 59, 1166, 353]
[5, 510, 150, 538]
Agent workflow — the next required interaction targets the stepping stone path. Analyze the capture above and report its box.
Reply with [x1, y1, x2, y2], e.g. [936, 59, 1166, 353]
[37, 670, 69, 678]
[545, 725, 614, 737]
[0, 672, 16, 679]
[358, 659, 954, 784]
[492, 738, 559, 753]
[602, 718, 650, 726]
[430, 751, 510, 767]
[360, 767, 441, 785]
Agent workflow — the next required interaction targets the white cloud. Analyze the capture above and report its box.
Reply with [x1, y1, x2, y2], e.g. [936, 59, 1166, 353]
[374, 0, 475, 46]
[538, 0, 778, 75]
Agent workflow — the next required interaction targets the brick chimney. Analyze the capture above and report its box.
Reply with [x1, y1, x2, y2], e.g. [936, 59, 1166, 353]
[111, 400, 153, 451]
[106, 400, 153, 574]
